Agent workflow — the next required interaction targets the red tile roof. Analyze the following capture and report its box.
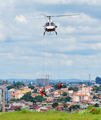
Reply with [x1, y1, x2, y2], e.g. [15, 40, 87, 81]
[78, 85, 83, 87]
[99, 96, 101, 99]
[11, 106, 21, 108]
[35, 106, 40, 110]
[11, 93, 19, 95]
[47, 98, 54, 100]
[45, 86, 51, 89]
[54, 93, 60, 95]
[74, 93, 88, 96]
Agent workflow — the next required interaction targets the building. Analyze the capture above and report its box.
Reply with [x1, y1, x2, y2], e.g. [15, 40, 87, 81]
[73, 93, 89, 102]
[0, 89, 2, 103]
[11, 93, 24, 99]
[36, 78, 49, 86]
[0, 88, 8, 103]
[5, 88, 8, 102]
[96, 76, 101, 85]
[54, 92, 60, 98]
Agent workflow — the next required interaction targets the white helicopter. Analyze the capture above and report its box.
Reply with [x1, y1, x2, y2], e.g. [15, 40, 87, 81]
[40, 13, 79, 35]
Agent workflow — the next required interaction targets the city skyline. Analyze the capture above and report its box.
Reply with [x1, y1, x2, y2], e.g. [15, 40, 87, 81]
[0, 1, 101, 80]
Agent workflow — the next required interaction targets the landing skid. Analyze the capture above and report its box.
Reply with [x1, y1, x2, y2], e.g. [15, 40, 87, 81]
[55, 31, 57, 35]
[43, 31, 57, 35]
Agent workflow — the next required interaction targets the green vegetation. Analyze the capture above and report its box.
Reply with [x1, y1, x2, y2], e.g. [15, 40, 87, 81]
[56, 96, 72, 103]
[95, 103, 99, 107]
[7, 81, 25, 90]
[64, 103, 67, 108]
[33, 89, 37, 93]
[0, 109, 101, 120]
[54, 84, 67, 89]
[69, 105, 80, 111]
[68, 87, 78, 91]
[20, 92, 34, 102]
[9, 98, 20, 102]
[62, 92, 67, 96]
[13, 81, 25, 89]
[28, 86, 35, 89]
[15, 107, 21, 111]
[34, 95, 46, 102]
[92, 85, 101, 93]
[52, 102, 59, 108]
[6, 85, 14, 90]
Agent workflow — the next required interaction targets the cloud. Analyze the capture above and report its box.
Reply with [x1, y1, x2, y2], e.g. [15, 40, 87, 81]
[8, 73, 34, 79]
[15, 15, 27, 23]
[61, 60, 73, 66]
[30, 0, 101, 5]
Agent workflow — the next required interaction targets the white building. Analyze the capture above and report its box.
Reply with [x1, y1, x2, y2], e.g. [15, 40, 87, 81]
[36, 78, 49, 86]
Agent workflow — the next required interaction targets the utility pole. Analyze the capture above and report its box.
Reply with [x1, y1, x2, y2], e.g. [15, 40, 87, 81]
[0, 80, 8, 113]
[3, 80, 5, 113]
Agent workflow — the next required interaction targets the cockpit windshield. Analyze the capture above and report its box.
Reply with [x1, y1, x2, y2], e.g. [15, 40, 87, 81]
[46, 22, 49, 26]
[51, 22, 55, 26]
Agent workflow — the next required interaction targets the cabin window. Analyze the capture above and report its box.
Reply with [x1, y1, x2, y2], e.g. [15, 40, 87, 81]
[51, 22, 55, 26]
[46, 22, 49, 26]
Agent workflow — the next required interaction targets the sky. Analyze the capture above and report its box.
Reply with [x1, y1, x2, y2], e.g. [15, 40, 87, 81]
[0, 0, 101, 80]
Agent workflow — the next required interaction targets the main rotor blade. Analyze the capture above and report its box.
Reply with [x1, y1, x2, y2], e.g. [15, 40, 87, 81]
[52, 14, 80, 17]
[40, 13, 79, 18]
[40, 13, 48, 17]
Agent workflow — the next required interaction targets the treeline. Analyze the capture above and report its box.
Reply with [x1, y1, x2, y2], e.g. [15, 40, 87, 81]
[7, 81, 25, 90]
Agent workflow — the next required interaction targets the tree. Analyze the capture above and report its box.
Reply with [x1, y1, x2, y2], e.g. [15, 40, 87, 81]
[13, 81, 25, 88]
[42, 98, 47, 101]
[33, 89, 37, 93]
[57, 98, 66, 103]
[20, 92, 35, 102]
[52, 102, 59, 108]
[34, 95, 44, 102]
[64, 103, 67, 108]
[7, 85, 14, 90]
[9, 99, 20, 102]
[28, 86, 34, 89]
[92, 85, 99, 92]
[15, 107, 21, 111]
[66, 96, 72, 102]
[54, 84, 59, 89]
[69, 105, 80, 111]
[93, 95, 97, 99]
[62, 84, 67, 88]
[68, 87, 73, 90]
[73, 87, 78, 91]
[94, 103, 99, 107]
[62, 92, 67, 96]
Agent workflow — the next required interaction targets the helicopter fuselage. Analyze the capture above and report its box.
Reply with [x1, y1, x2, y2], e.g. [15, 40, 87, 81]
[43, 20, 57, 35]
[41, 13, 79, 35]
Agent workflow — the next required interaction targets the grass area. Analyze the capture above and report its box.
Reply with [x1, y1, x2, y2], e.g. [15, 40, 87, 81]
[0, 110, 101, 120]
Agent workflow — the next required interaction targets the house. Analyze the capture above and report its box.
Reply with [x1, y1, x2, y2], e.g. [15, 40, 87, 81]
[11, 106, 21, 110]
[47, 98, 54, 102]
[31, 93, 39, 98]
[34, 106, 40, 111]
[34, 106, 48, 112]
[65, 102, 72, 107]
[73, 93, 89, 102]
[17, 87, 31, 94]
[41, 102, 53, 107]
[55, 105, 64, 111]
[68, 90, 73, 95]
[40, 107, 48, 112]
[54, 92, 60, 98]
[11, 93, 24, 99]
[58, 88, 68, 93]
[99, 95, 101, 99]
[47, 106, 52, 110]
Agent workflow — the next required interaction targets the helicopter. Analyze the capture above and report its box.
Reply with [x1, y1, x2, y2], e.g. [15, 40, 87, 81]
[40, 13, 79, 35]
